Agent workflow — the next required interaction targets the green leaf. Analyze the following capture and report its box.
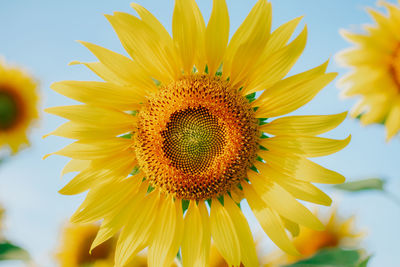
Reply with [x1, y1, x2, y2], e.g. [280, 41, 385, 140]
[334, 178, 385, 192]
[0, 242, 30, 261]
[284, 248, 362, 267]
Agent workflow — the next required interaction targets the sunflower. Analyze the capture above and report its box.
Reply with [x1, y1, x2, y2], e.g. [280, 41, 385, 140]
[56, 223, 177, 267]
[264, 208, 363, 267]
[0, 59, 38, 153]
[56, 223, 116, 267]
[336, 0, 400, 140]
[46, 0, 350, 266]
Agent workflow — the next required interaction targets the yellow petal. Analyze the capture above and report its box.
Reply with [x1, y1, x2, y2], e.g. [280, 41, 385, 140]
[164, 201, 184, 267]
[210, 199, 241, 266]
[51, 81, 145, 111]
[386, 100, 400, 140]
[148, 196, 180, 267]
[106, 13, 178, 83]
[263, 16, 303, 57]
[198, 202, 211, 266]
[46, 121, 129, 140]
[182, 201, 204, 267]
[205, 0, 229, 75]
[224, 0, 272, 87]
[45, 105, 137, 129]
[59, 155, 136, 195]
[61, 159, 90, 177]
[69, 61, 127, 85]
[91, 185, 146, 251]
[259, 135, 351, 158]
[258, 151, 345, 184]
[248, 170, 324, 230]
[254, 161, 332, 206]
[260, 112, 347, 136]
[78, 41, 156, 90]
[173, 0, 206, 73]
[44, 138, 133, 160]
[243, 182, 299, 255]
[71, 176, 143, 224]
[224, 197, 259, 267]
[244, 26, 307, 95]
[115, 191, 160, 267]
[254, 72, 337, 118]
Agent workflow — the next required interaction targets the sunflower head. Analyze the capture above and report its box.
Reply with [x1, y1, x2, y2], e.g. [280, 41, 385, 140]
[0, 59, 38, 153]
[47, 0, 350, 266]
[336, 0, 400, 140]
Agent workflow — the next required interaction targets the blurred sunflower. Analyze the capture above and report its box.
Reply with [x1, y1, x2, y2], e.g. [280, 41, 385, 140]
[0, 59, 38, 153]
[264, 208, 363, 266]
[56, 223, 175, 267]
[336, 0, 400, 140]
[46, 0, 350, 266]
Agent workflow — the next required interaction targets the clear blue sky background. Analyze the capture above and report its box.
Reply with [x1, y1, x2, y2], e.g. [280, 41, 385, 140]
[0, 0, 399, 266]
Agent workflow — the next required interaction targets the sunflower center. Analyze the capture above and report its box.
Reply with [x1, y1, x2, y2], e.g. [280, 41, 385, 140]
[391, 45, 400, 90]
[162, 107, 225, 174]
[0, 90, 19, 130]
[135, 74, 258, 200]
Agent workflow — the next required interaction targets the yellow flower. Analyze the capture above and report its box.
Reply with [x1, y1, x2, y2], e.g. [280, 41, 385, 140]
[46, 0, 349, 266]
[56, 223, 115, 267]
[56, 223, 176, 267]
[336, 0, 400, 140]
[0, 59, 38, 153]
[265, 208, 363, 266]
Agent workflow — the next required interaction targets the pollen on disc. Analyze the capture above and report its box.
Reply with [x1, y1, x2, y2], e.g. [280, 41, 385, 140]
[135, 74, 259, 200]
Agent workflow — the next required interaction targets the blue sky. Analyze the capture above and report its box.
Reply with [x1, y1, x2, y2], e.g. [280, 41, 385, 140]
[0, 0, 399, 266]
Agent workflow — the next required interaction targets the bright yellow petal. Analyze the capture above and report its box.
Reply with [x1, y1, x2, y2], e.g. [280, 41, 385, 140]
[61, 159, 90, 177]
[71, 176, 143, 224]
[243, 182, 299, 255]
[258, 151, 345, 184]
[248, 170, 324, 230]
[51, 81, 145, 111]
[254, 161, 332, 206]
[244, 26, 307, 95]
[205, 0, 229, 75]
[44, 138, 133, 160]
[260, 112, 347, 136]
[59, 155, 136, 195]
[69, 61, 128, 85]
[259, 135, 351, 158]
[182, 201, 204, 267]
[224, 0, 272, 87]
[198, 202, 211, 266]
[385, 99, 400, 140]
[78, 41, 156, 90]
[173, 0, 206, 73]
[148, 196, 181, 267]
[106, 13, 178, 83]
[45, 105, 137, 128]
[224, 197, 259, 267]
[254, 72, 337, 118]
[263, 16, 303, 57]
[210, 199, 241, 266]
[115, 191, 160, 267]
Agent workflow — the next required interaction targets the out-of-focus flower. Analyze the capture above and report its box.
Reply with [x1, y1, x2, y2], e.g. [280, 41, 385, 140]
[265, 208, 364, 266]
[56, 223, 178, 267]
[0, 204, 4, 240]
[46, 0, 349, 266]
[336, 0, 400, 140]
[0, 59, 38, 153]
